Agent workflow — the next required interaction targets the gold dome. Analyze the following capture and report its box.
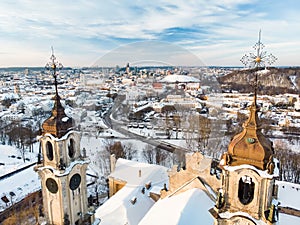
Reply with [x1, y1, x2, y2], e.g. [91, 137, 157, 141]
[225, 102, 274, 171]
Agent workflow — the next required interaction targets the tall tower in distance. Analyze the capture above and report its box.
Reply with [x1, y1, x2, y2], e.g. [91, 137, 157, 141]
[126, 62, 130, 74]
[35, 48, 94, 225]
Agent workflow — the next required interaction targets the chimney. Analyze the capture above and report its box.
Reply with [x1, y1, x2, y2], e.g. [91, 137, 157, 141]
[110, 154, 116, 173]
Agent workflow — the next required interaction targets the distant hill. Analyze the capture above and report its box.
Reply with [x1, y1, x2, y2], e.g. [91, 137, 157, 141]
[217, 67, 300, 95]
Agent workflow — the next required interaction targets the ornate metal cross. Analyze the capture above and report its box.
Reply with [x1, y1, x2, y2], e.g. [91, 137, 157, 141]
[240, 30, 277, 103]
[45, 47, 63, 98]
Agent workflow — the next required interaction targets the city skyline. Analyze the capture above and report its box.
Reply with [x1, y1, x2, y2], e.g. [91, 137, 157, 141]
[0, 0, 299, 67]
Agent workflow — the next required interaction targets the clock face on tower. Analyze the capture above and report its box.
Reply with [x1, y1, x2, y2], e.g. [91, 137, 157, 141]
[69, 173, 81, 190]
[46, 178, 58, 194]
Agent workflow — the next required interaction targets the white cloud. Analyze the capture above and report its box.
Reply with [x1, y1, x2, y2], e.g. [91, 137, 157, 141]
[0, 0, 299, 66]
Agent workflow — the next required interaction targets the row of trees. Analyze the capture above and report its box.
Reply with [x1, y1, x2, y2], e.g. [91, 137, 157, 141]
[95, 139, 172, 176]
[0, 119, 39, 163]
[274, 140, 300, 184]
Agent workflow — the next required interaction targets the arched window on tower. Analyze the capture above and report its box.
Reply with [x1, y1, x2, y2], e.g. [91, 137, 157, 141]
[46, 141, 54, 161]
[68, 138, 75, 158]
[238, 175, 255, 205]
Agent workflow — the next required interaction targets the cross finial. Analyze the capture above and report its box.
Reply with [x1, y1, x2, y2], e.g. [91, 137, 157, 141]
[240, 30, 277, 106]
[45, 47, 63, 98]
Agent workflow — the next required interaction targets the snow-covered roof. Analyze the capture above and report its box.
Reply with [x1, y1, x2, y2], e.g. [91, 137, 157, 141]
[109, 158, 168, 186]
[95, 159, 169, 225]
[139, 188, 214, 225]
[95, 185, 155, 225]
[160, 75, 200, 83]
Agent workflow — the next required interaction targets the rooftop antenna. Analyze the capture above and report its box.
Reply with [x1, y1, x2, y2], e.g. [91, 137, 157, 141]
[240, 30, 277, 106]
[45, 46, 63, 99]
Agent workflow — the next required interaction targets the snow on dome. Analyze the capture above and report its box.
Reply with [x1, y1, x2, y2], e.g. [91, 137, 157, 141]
[62, 117, 70, 122]
[160, 75, 200, 83]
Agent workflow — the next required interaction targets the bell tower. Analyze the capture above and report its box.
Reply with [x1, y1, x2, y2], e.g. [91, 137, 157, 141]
[211, 31, 279, 225]
[213, 100, 278, 224]
[35, 48, 92, 225]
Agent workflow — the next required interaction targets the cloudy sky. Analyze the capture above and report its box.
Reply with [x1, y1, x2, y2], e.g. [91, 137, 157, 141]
[0, 0, 299, 67]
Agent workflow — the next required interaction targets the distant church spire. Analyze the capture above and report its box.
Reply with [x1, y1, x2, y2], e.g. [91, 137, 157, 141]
[42, 47, 74, 138]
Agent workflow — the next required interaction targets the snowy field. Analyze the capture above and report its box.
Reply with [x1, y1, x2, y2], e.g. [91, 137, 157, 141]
[0, 144, 40, 212]
[0, 144, 37, 177]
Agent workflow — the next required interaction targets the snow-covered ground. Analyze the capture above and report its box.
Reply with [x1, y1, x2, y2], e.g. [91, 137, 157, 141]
[0, 144, 39, 212]
[0, 144, 37, 177]
[276, 181, 300, 209]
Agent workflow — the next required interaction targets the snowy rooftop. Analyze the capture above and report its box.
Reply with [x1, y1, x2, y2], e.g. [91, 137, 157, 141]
[279, 213, 300, 225]
[160, 75, 200, 83]
[139, 188, 214, 225]
[95, 159, 169, 225]
[95, 184, 156, 225]
[109, 158, 168, 186]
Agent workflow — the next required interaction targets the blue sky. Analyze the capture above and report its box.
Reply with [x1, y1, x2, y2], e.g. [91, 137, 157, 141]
[0, 0, 299, 67]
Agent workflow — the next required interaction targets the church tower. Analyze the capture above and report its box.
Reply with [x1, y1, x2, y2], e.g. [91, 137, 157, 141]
[35, 49, 92, 225]
[212, 98, 278, 225]
[211, 31, 279, 225]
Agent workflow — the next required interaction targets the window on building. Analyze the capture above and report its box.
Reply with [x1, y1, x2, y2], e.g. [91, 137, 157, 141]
[46, 141, 54, 161]
[238, 175, 255, 205]
[68, 138, 75, 158]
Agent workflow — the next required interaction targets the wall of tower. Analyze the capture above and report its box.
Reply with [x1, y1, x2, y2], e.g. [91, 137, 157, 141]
[162, 152, 221, 198]
[66, 163, 89, 224]
[38, 169, 65, 224]
[38, 130, 90, 225]
[40, 131, 81, 170]
[222, 167, 274, 221]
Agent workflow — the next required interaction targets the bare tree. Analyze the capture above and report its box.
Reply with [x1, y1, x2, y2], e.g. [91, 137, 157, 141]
[155, 147, 168, 165]
[184, 128, 197, 152]
[123, 142, 137, 160]
[143, 145, 155, 164]
[197, 114, 211, 154]
[173, 114, 181, 139]
[143, 145, 168, 166]
[102, 139, 125, 159]
[274, 140, 300, 183]
[173, 148, 186, 169]
[97, 150, 110, 176]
